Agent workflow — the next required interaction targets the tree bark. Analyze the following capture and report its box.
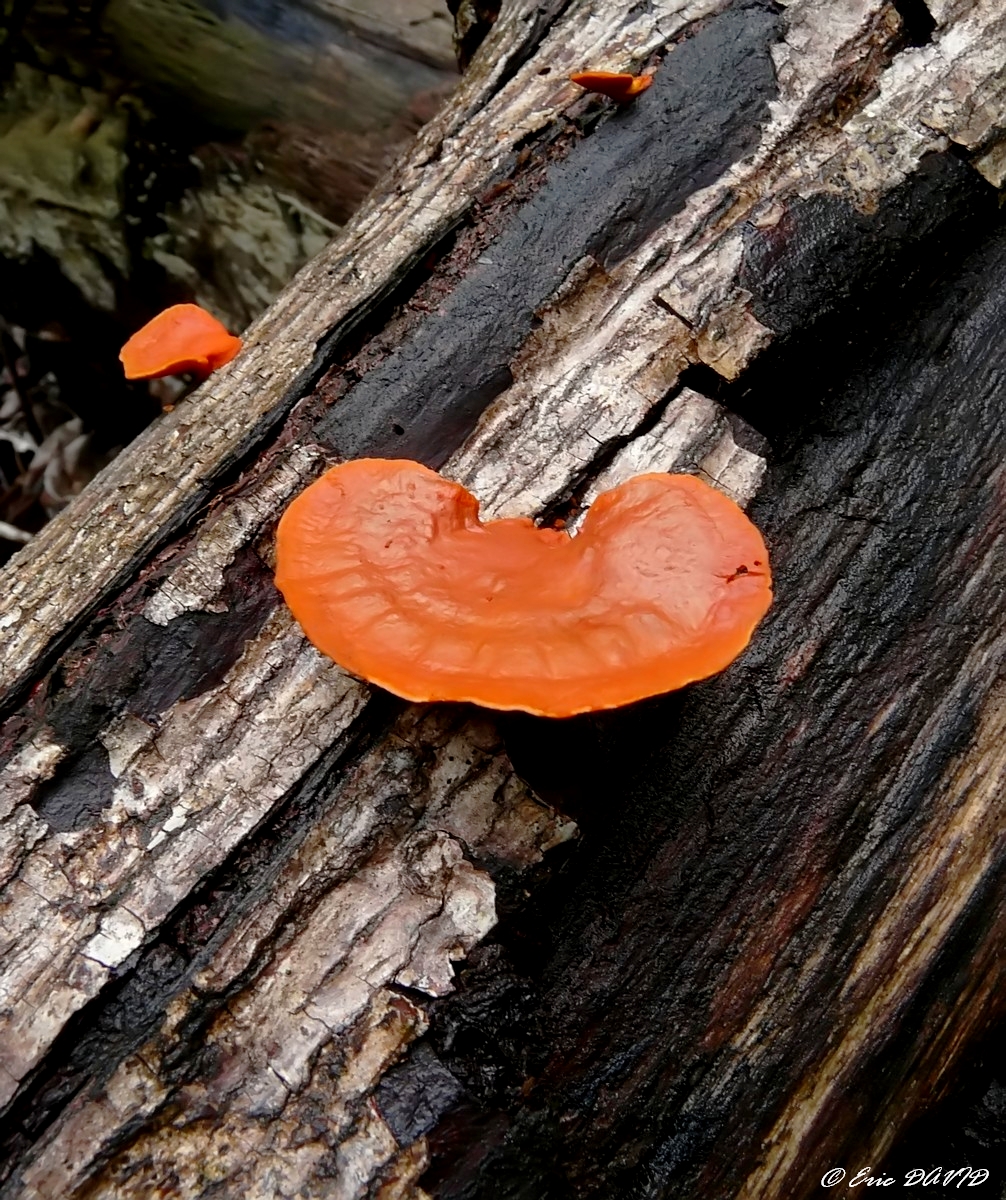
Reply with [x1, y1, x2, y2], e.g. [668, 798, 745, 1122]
[3, 1, 1006, 1197]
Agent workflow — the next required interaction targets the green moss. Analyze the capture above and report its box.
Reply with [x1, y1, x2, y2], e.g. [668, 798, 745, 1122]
[0, 64, 128, 217]
[147, 172, 339, 329]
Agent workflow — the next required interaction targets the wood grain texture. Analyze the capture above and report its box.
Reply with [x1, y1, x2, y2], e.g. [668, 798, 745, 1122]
[11, 709, 574, 1200]
[0, 0, 767, 1125]
[424, 192, 1006, 1200]
[1, 0, 1006, 1196]
[0, 0, 718, 708]
[0, 4, 771, 1190]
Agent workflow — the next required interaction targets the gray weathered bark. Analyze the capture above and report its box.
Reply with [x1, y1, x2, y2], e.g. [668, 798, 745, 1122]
[2, 0, 1006, 1196]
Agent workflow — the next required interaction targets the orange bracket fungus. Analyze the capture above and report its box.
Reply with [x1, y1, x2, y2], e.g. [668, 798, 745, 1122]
[119, 303, 242, 380]
[275, 459, 772, 718]
[569, 71, 654, 102]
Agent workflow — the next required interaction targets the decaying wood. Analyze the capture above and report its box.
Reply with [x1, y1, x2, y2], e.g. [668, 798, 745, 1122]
[2, 0, 1006, 1196]
[0, 396, 760, 1196]
[0, 0, 710, 701]
[13, 708, 575, 1199]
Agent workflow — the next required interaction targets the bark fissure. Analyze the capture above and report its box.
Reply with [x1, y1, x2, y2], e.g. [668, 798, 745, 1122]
[1, 0, 1005, 1196]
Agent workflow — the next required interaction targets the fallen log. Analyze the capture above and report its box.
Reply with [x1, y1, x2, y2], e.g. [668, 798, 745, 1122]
[2, 0, 1006, 1196]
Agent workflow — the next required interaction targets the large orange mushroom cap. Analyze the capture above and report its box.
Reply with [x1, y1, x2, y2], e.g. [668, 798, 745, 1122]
[274, 459, 772, 717]
[119, 303, 242, 380]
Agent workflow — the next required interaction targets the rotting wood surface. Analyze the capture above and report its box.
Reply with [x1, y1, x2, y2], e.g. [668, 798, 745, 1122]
[2, 0, 1006, 1196]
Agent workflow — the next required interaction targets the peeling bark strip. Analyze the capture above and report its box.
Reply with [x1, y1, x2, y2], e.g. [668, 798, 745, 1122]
[0, 0, 1004, 1197]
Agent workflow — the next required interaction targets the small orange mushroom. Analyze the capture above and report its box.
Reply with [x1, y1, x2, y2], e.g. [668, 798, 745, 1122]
[569, 71, 653, 102]
[274, 459, 772, 717]
[119, 303, 242, 381]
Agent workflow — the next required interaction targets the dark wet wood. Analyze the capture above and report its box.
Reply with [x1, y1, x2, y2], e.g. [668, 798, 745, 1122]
[422, 154, 1006, 1200]
[2, 1, 1006, 1197]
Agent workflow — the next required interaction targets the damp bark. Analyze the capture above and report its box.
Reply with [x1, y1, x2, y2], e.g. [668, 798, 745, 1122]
[2, 1, 1006, 1198]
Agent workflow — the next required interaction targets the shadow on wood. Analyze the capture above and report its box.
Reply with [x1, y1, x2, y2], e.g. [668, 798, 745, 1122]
[2, 0, 1006, 1196]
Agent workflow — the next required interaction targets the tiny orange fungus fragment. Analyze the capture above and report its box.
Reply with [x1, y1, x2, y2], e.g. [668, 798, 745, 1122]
[119, 303, 242, 380]
[275, 459, 772, 718]
[569, 71, 653, 102]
